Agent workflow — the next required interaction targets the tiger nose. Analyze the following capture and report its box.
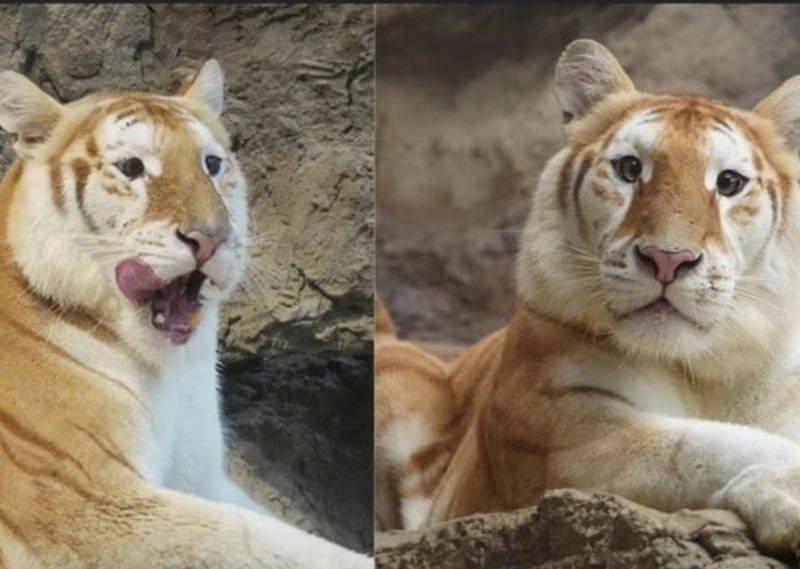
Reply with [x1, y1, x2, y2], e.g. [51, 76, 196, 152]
[176, 229, 228, 265]
[635, 245, 702, 284]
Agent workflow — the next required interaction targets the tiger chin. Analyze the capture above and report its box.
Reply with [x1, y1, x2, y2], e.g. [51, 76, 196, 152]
[0, 63, 370, 567]
[377, 39, 800, 557]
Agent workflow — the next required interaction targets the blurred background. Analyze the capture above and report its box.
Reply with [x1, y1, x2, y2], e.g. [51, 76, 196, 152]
[0, 4, 374, 552]
[376, 3, 800, 348]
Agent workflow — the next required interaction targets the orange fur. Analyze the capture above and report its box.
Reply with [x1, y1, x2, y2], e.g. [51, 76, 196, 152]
[376, 39, 800, 556]
[0, 61, 369, 568]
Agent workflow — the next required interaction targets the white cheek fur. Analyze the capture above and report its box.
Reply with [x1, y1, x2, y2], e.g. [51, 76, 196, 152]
[704, 126, 756, 191]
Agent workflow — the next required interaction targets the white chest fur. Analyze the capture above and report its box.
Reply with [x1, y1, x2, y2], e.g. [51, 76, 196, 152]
[137, 311, 228, 495]
[555, 345, 689, 418]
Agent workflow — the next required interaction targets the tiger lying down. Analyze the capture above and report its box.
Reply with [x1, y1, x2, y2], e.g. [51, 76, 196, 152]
[376, 38, 800, 556]
[0, 61, 370, 567]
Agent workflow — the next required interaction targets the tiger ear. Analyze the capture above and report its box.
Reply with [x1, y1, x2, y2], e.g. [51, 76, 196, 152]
[0, 70, 62, 157]
[554, 39, 636, 126]
[753, 75, 800, 151]
[179, 59, 224, 117]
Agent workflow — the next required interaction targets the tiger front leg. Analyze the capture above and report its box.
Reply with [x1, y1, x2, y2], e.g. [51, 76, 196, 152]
[484, 390, 800, 556]
[557, 406, 800, 555]
[33, 484, 371, 569]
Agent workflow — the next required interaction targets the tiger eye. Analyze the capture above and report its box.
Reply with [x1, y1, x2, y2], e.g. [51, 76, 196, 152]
[115, 157, 145, 179]
[205, 155, 222, 176]
[611, 155, 642, 183]
[716, 169, 748, 197]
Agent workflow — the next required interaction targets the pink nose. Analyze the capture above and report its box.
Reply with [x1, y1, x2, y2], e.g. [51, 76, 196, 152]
[177, 230, 227, 265]
[636, 245, 701, 284]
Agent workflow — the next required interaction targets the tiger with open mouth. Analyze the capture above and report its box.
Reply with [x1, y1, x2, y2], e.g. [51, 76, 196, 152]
[0, 60, 370, 567]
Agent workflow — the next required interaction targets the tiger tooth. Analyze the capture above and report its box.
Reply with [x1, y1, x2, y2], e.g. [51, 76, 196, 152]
[153, 312, 166, 326]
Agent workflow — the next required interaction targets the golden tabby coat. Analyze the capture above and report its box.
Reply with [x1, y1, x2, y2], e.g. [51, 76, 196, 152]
[0, 62, 369, 568]
[377, 39, 800, 556]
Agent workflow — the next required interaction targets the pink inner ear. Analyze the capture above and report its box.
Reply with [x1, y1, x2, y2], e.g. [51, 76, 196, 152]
[115, 257, 166, 303]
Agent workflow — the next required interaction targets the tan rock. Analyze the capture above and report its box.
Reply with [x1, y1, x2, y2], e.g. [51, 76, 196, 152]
[376, 490, 791, 569]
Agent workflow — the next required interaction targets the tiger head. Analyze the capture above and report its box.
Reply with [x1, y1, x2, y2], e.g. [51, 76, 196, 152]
[0, 61, 248, 365]
[516, 39, 800, 376]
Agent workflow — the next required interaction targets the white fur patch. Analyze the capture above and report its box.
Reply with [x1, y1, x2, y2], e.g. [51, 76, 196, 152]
[704, 123, 755, 191]
[606, 109, 665, 184]
[556, 352, 688, 417]
[383, 415, 435, 467]
[401, 496, 433, 531]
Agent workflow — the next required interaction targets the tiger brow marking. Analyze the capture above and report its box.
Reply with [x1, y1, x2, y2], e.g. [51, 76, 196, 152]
[711, 119, 738, 146]
[638, 108, 663, 124]
[114, 110, 137, 123]
[712, 117, 734, 132]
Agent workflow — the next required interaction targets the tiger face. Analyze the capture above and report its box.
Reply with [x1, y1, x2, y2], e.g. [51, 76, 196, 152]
[0, 61, 248, 363]
[516, 40, 800, 364]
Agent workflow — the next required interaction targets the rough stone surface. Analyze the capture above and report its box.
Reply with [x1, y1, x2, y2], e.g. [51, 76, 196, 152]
[376, 490, 794, 569]
[376, 4, 800, 566]
[376, 3, 800, 346]
[0, 4, 373, 552]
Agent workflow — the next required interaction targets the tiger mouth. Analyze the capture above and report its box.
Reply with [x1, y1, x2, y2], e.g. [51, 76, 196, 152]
[114, 258, 207, 345]
[149, 270, 207, 344]
[624, 297, 702, 328]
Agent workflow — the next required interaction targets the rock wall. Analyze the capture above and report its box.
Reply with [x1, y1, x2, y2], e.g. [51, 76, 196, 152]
[0, 4, 374, 552]
[376, 3, 800, 346]
[376, 490, 792, 569]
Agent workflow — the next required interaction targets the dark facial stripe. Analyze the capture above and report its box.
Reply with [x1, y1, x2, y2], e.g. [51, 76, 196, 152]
[712, 117, 734, 133]
[556, 150, 576, 214]
[85, 135, 99, 158]
[114, 110, 137, 123]
[639, 108, 663, 125]
[48, 159, 65, 213]
[766, 181, 780, 236]
[72, 158, 98, 233]
[572, 152, 593, 243]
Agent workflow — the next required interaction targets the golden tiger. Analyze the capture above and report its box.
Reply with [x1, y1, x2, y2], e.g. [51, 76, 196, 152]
[0, 61, 370, 567]
[376, 38, 800, 556]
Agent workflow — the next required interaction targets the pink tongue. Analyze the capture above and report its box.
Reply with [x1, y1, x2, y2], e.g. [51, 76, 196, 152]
[115, 258, 167, 303]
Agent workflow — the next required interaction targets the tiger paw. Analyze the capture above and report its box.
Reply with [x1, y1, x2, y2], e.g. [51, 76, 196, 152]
[711, 463, 800, 556]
